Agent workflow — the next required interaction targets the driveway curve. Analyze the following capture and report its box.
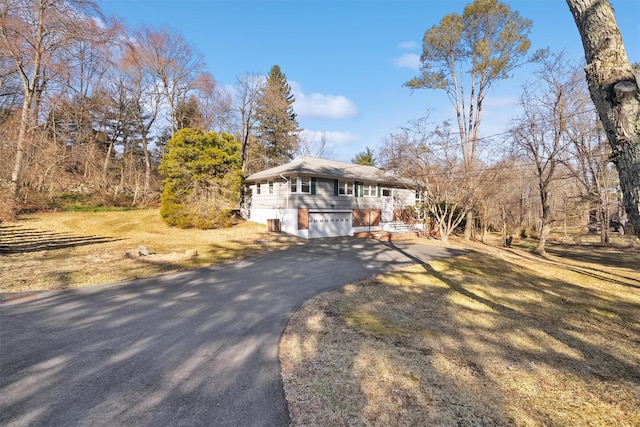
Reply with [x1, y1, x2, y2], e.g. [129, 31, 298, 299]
[1, 238, 467, 427]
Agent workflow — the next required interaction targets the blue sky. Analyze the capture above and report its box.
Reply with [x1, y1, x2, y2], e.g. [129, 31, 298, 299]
[96, 0, 640, 162]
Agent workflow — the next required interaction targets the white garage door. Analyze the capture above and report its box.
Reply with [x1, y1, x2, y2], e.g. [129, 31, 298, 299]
[309, 212, 352, 238]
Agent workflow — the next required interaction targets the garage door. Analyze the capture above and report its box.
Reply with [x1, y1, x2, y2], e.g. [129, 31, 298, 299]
[309, 212, 351, 238]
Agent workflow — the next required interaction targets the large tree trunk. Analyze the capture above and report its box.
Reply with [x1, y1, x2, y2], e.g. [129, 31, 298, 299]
[566, 0, 640, 238]
[141, 134, 152, 193]
[10, 94, 33, 197]
[536, 189, 552, 254]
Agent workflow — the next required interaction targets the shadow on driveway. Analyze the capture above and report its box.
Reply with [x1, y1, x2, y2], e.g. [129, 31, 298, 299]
[0, 237, 468, 427]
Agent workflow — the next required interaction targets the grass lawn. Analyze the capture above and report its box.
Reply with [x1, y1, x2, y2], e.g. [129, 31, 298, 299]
[3, 211, 639, 425]
[280, 234, 640, 426]
[0, 209, 300, 298]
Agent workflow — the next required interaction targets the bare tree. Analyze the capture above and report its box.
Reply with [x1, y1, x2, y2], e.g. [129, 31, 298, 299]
[405, 0, 540, 240]
[563, 78, 618, 243]
[380, 118, 470, 244]
[566, 0, 640, 238]
[121, 37, 164, 195]
[297, 132, 334, 159]
[129, 26, 205, 138]
[234, 73, 264, 174]
[511, 53, 578, 254]
[0, 0, 109, 201]
[192, 71, 233, 133]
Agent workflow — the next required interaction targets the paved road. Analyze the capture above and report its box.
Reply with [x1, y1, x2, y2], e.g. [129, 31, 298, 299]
[1, 238, 466, 427]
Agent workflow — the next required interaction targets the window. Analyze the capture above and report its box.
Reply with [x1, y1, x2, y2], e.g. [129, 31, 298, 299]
[268, 181, 274, 194]
[382, 188, 391, 197]
[257, 180, 267, 195]
[363, 183, 375, 197]
[338, 181, 353, 196]
[300, 177, 310, 193]
[289, 176, 311, 193]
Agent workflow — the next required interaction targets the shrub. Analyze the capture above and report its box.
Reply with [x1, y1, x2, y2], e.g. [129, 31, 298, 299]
[520, 228, 528, 239]
[159, 129, 242, 230]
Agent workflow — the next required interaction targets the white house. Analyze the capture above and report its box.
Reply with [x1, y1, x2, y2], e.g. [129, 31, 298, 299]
[244, 156, 419, 239]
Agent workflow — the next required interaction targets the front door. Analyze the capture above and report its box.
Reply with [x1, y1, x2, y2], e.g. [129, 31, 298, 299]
[382, 191, 394, 223]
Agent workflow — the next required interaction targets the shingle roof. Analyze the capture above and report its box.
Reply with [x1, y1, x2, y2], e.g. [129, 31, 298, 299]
[246, 156, 402, 185]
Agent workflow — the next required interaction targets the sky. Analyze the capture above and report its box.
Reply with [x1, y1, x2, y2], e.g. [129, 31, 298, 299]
[95, 0, 640, 163]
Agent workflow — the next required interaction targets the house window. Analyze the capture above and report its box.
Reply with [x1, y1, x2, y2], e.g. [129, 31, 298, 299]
[300, 177, 311, 193]
[382, 188, 391, 197]
[268, 181, 274, 194]
[257, 181, 267, 195]
[290, 177, 298, 193]
[338, 181, 353, 196]
[363, 183, 375, 197]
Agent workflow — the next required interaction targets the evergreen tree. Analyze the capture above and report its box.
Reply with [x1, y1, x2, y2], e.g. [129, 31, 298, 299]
[175, 95, 205, 131]
[255, 65, 300, 166]
[159, 128, 243, 229]
[352, 146, 377, 166]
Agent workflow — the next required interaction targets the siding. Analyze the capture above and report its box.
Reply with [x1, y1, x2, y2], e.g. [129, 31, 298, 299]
[248, 179, 417, 213]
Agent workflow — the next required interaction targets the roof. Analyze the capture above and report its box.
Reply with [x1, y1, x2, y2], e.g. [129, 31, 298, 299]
[246, 156, 402, 185]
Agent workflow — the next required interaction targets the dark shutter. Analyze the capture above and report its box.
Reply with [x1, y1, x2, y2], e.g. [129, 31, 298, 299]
[311, 177, 317, 195]
[377, 185, 381, 198]
[334, 180, 339, 196]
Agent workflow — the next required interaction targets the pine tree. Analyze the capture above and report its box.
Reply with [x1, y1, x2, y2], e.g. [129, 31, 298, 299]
[352, 147, 377, 166]
[159, 128, 243, 229]
[255, 65, 300, 166]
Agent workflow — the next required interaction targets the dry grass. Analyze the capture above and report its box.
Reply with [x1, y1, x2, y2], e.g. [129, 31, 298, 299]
[0, 209, 301, 298]
[280, 235, 640, 426]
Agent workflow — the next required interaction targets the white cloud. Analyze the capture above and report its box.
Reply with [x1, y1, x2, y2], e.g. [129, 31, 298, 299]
[394, 53, 421, 71]
[294, 92, 358, 119]
[398, 41, 418, 50]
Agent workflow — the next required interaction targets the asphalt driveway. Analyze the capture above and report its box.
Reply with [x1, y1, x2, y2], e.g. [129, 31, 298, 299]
[0, 238, 467, 426]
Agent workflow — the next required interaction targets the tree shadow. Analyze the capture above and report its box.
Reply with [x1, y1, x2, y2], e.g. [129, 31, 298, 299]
[388, 241, 640, 380]
[0, 224, 123, 254]
[0, 236, 439, 426]
[281, 240, 640, 424]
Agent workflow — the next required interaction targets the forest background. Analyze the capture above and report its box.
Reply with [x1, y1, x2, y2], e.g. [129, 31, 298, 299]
[1, 0, 639, 247]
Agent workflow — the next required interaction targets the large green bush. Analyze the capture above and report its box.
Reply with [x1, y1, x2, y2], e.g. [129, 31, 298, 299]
[159, 128, 243, 229]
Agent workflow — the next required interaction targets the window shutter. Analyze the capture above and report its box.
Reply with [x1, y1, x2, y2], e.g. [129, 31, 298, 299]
[377, 185, 381, 198]
[311, 177, 316, 195]
[356, 181, 364, 197]
[334, 180, 339, 196]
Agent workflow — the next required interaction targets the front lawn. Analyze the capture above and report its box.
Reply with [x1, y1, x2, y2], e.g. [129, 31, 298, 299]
[0, 209, 300, 297]
[280, 238, 640, 426]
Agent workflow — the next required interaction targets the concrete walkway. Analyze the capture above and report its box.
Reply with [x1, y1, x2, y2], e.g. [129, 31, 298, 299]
[0, 238, 466, 426]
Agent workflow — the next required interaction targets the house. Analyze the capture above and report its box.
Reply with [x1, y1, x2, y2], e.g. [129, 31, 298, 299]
[244, 156, 419, 238]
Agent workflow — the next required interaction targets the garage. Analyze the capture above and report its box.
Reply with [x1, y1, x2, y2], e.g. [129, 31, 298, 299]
[308, 212, 352, 238]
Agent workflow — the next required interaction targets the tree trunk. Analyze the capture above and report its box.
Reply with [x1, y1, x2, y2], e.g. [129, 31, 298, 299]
[600, 204, 610, 244]
[566, 0, 640, 237]
[10, 94, 33, 197]
[464, 210, 473, 241]
[141, 134, 152, 193]
[536, 190, 552, 254]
